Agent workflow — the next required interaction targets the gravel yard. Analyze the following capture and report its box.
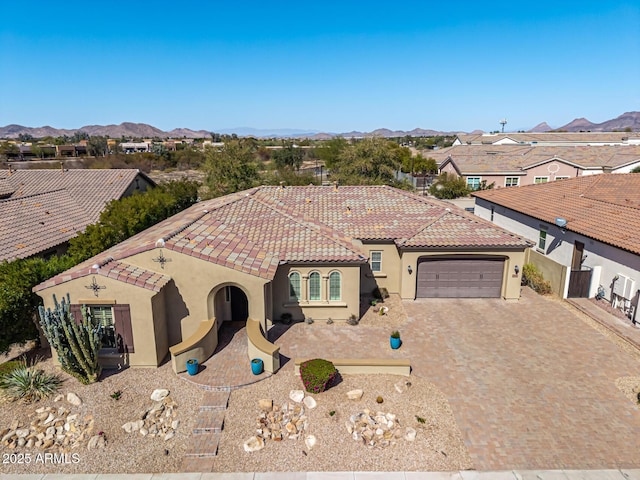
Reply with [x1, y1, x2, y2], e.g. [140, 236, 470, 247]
[0, 352, 204, 474]
[213, 372, 473, 472]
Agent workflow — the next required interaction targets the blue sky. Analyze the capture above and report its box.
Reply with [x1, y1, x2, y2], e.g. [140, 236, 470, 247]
[1, 1, 638, 133]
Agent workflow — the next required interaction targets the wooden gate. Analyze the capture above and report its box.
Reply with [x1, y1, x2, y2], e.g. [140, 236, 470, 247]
[567, 269, 591, 298]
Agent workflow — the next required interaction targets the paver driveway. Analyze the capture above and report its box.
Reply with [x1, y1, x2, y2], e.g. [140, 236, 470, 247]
[275, 289, 640, 470]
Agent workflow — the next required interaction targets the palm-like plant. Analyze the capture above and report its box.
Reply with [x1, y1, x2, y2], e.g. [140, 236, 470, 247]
[0, 357, 62, 403]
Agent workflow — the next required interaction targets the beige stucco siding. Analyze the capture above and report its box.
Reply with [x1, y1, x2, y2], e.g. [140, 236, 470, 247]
[356, 242, 402, 295]
[272, 264, 360, 321]
[124, 249, 271, 338]
[38, 276, 161, 367]
[399, 250, 526, 300]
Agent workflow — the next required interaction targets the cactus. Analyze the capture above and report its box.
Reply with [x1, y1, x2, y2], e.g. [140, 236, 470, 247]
[38, 293, 101, 384]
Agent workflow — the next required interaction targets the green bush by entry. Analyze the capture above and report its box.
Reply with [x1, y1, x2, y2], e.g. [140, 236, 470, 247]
[522, 263, 552, 295]
[299, 358, 337, 394]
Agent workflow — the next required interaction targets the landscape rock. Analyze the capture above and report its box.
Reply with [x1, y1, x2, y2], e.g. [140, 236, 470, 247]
[305, 434, 317, 449]
[405, 427, 417, 442]
[150, 389, 170, 402]
[345, 410, 406, 448]
[258, 399, 273, 411]
[289, 390, 304, 403]
[243, 435, 265, 452]
[164, 431, 175, 441]
[302, 396, 317, 409]
[347, 389, 364, 400]
[87, 434, 106, 450]
[66, 392, 82, 406]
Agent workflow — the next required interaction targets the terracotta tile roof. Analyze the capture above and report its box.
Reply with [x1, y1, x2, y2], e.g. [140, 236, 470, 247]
[0, 169, 150, 262]
[35, 258, 170, 293]
[473, 174, 640, 255]
[35, 185, 530, 291]
[401, 210, 530, 248]
[0, 169, 147, 222]
[431, 145, 640, 174]
[456, 132, 640, 145]
[0, 190, 91, 261]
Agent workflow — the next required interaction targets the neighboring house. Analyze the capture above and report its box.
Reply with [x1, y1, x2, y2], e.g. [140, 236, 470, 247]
[0, 167, 154, 262]
[473, 174, 640, 323]
[120, 142, 151, 153]
[34, 185, 530, 372]
[453, 132, 640, 146]
[431, 145, 640, 189]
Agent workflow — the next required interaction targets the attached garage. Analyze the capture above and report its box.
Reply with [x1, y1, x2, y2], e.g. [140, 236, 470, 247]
[416, 256, 505, 298]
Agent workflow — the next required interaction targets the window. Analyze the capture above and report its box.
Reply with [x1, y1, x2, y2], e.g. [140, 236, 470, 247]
[466, 177, 481, 190]
[370, 251, 382, 272]
[89, 306, 116, 349]
[309, 271, 321, 301]
[505, 177, 519, 187]
[329, 271, 341, 301]
[534, 176, 549, 184]
[538, 228, 547, 251]
[555, 176, 569, 181]
[288, 272, 301, 301]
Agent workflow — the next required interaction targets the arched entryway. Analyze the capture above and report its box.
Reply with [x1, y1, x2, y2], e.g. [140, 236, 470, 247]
[213, 285, 249, 323]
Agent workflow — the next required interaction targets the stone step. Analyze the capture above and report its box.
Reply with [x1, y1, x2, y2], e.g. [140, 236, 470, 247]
[184, 432, 221, 457]
[181, 455, 216, 472]
[193, 409, 225, 434]
[199, 390, 230, 411]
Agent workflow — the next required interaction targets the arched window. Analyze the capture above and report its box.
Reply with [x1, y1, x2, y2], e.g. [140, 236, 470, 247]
[329, 271, 341, 301]
[309, 271, 321, 301]
[289, 272, 301, 301]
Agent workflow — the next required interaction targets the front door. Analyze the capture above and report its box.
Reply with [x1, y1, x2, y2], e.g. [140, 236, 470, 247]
[230, 286, 249, 322]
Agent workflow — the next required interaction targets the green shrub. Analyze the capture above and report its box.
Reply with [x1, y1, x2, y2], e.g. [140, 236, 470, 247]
[0, 360, 22, 377]
[522, 263, 552, 295]
[299, 358, 337, 394]
[0, 357, 62, 403]
[391, 330, 400, 339]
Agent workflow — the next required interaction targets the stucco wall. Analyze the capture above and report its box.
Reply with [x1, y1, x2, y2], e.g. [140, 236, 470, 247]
[37, 276, 161, 367]
[399, 249, 526, 301]
[125, 249, 270, 338]
[475, 197, 640, 302]
[526, 249, 568, 297]
[523, 161, 581, 184]
[356, 241, 402, 295]
[272, 264, 361, 321]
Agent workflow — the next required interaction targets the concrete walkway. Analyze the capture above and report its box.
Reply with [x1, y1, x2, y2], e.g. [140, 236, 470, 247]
[2, 469, 640, 479]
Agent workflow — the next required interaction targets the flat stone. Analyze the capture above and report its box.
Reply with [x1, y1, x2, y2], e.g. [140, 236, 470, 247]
[404, 427, 417, 441]
[305, 434, 317, 449]
[258, 398, 273, 411]
[67, 392, 82, 406]
[347, 389, 364, 400]
[289, 390, 305, 403]
[15, 428, 29, 438]
[164, 431, 175, 441]
[54, 394, 64, 402]
[303, 396, 317, 409]
[151, 389, 170, 402]
[171, 420, 180, 430]
[243, 435, 265, 452]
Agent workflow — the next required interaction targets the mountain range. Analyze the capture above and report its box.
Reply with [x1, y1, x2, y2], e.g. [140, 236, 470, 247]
[1, 112, 638, 140]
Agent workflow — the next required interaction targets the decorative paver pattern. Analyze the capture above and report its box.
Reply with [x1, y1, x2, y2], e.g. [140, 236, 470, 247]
[274, 289, 640, 471]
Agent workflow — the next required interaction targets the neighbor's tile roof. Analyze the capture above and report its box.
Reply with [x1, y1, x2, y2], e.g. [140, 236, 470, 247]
[431, 145, 640, 174]
[0, 190, 91, 261]
[456, 132, 640, 145]
[35, 185, 530, 291]
[0, 169, 148, 262]
[473, 174, 640, 255]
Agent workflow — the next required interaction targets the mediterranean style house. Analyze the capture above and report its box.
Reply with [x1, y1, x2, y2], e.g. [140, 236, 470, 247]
[473, 174, 639, 323]
[0, 167, 154, 262]
[431, 144, 640, 189]
[34, 185, 530, 373]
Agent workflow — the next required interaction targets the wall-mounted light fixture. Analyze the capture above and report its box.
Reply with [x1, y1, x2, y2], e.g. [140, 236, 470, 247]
[407, 265, 413, 275]
[514, 265, 520, 275]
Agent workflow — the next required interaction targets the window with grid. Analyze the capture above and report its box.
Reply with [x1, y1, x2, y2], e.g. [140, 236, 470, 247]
[89, 306, 116, 349]
[538, 228, 547, 251]
[309, 272, 321, 301]
[505, 177, 519, 187]
[329, 271, 341, 301]
[555, 176, 569, 181]
[370, 251, 382, 272]
[288, 272, 301, 301]
[466, 177, 481, 190]
[534, 176, 548, 184]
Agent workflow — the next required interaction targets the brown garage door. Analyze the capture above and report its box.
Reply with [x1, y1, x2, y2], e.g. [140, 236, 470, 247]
[416, 257, 505, 298]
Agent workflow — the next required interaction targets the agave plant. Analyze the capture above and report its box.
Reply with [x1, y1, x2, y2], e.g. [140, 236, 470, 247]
[0, 357, 63, 403]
